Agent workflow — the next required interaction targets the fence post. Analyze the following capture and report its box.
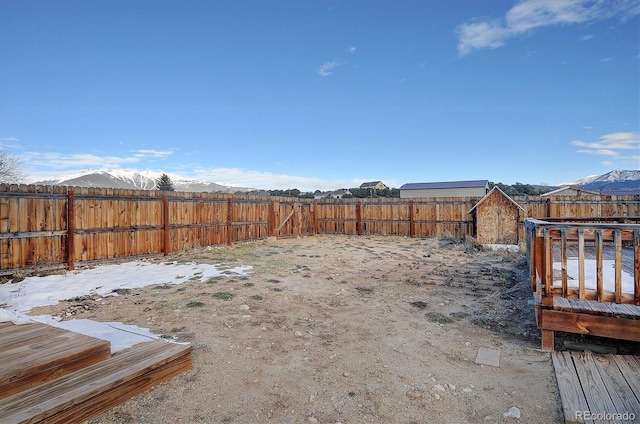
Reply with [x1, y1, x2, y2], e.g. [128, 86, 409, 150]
[268, 199, 276, 237]
[227, 197, 234, 246]
[313, 200, 318, 235]
[356, 201, 362, 236]
[67, 188, 75, 271]
[634, 230, 640, 306]
[163, 193, 170, 256]
[409, 200, 415, 238]
[546, 197, 551, 217]
[294, 200, 301, 237]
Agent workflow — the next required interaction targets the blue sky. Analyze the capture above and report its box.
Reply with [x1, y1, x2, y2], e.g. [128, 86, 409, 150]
[1, 0, 638, 191]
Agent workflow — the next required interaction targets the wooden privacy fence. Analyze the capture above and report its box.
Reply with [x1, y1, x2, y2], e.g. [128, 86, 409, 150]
[314, 197, 475, 237]
[1, 183, 639, 274]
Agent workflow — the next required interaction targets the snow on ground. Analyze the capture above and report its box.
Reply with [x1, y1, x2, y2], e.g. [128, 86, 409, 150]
[553, 258, 634, 294]
[484, 244, 520, 252]
[0, 260, 251, 352]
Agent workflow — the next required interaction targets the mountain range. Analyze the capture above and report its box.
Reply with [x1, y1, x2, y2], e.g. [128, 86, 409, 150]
[33, 169, 252, 193]
[561, 169, 640, 193]
[31, 168, 640, 194]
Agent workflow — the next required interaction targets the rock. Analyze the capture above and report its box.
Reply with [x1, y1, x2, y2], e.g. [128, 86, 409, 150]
[446, 383, 456, 391]
[503, 406, 521, 419]
[406, 390, 422, 400]
[475, 347, 501, 367]
[342, 371, 351, 377]
[307, 417, 319, 424]
[463, 388, 473, 393]
[432, 384, 446, 392]
[294, 331, 304, 337]
[238, 304, 250, 312]
[434, 393, 441, 400]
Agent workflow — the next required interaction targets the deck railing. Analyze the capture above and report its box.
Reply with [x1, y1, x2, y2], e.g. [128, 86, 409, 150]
[525, 218, 640, 306]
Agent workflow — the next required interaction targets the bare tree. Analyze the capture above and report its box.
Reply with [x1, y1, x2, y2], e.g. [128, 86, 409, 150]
[0, 148, 24, 183]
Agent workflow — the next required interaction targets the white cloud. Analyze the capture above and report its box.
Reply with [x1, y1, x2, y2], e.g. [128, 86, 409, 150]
[457, 20, 508, 56]
[349, 46, 357, 54]
[132, 149, 174, 158]
[18, 149, 177, 182]
[457, 0, 640, 56]
[572, 131, 640, 166]
[571, 131, 639, 150]
[191, 167, 348, 192]
[193, 168, 401, 192]
[0, 137, 22, 150]
[16, 149, 394, 192]
[22, 150, 174, 170]
[317, 61, 340, 77]
[576, 148, 619, 156]
[580, 34, 594, 41]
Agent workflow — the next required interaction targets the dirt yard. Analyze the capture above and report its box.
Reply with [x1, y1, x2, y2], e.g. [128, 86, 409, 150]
[30, 235, 564, 423]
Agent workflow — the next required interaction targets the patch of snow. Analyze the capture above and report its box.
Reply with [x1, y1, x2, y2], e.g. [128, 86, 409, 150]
[0, 260, 251, 351]
[31, 316, 164, 353]
[484, 244, 520, 252]
[0, 260, 251, 314]
[553, 259, 634, 294]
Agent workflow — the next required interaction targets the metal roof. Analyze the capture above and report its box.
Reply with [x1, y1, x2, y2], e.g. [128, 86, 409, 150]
[399, 180, 489, 190]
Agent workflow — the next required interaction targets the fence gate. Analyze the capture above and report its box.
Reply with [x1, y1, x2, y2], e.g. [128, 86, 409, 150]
[299, 201, 315, 236]
[271, 199, 315, 238]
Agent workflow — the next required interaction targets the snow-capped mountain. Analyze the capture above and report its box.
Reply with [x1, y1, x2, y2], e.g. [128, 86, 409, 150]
[33, 169, 253, 193]
[561, 170, 640, 193]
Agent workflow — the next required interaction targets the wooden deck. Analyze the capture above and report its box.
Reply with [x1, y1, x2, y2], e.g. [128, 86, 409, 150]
[526, 219, 640, 350]
[552, 351, 640, 424]
[0, 321, 192, 424]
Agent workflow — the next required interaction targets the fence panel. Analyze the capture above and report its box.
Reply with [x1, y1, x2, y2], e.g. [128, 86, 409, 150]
[0, 185, 68, 270]
[315, 199, 358, 235]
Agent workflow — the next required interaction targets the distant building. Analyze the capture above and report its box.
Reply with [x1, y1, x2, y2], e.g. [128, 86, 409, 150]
[359, 181, 388, 191]
[541, 186, 600, 197]
[314, 189, 352, 200]
[399, 180, 489, 198]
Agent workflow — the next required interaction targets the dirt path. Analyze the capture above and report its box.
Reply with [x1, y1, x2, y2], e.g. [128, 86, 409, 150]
[32, 235, 562, 423]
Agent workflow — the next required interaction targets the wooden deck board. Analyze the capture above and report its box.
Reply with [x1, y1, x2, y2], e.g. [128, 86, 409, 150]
[0, 322, 111, 399]
[552, 352, 594, 424]
[551, 297, 640, 320]
[552, 352, 640, 424]
[590, 355, 640, 421]
[613, 356, 640, 401]
[0, 323, 61, 348]
[572, 353, 620, 420]
[0, 339, 192, 424]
